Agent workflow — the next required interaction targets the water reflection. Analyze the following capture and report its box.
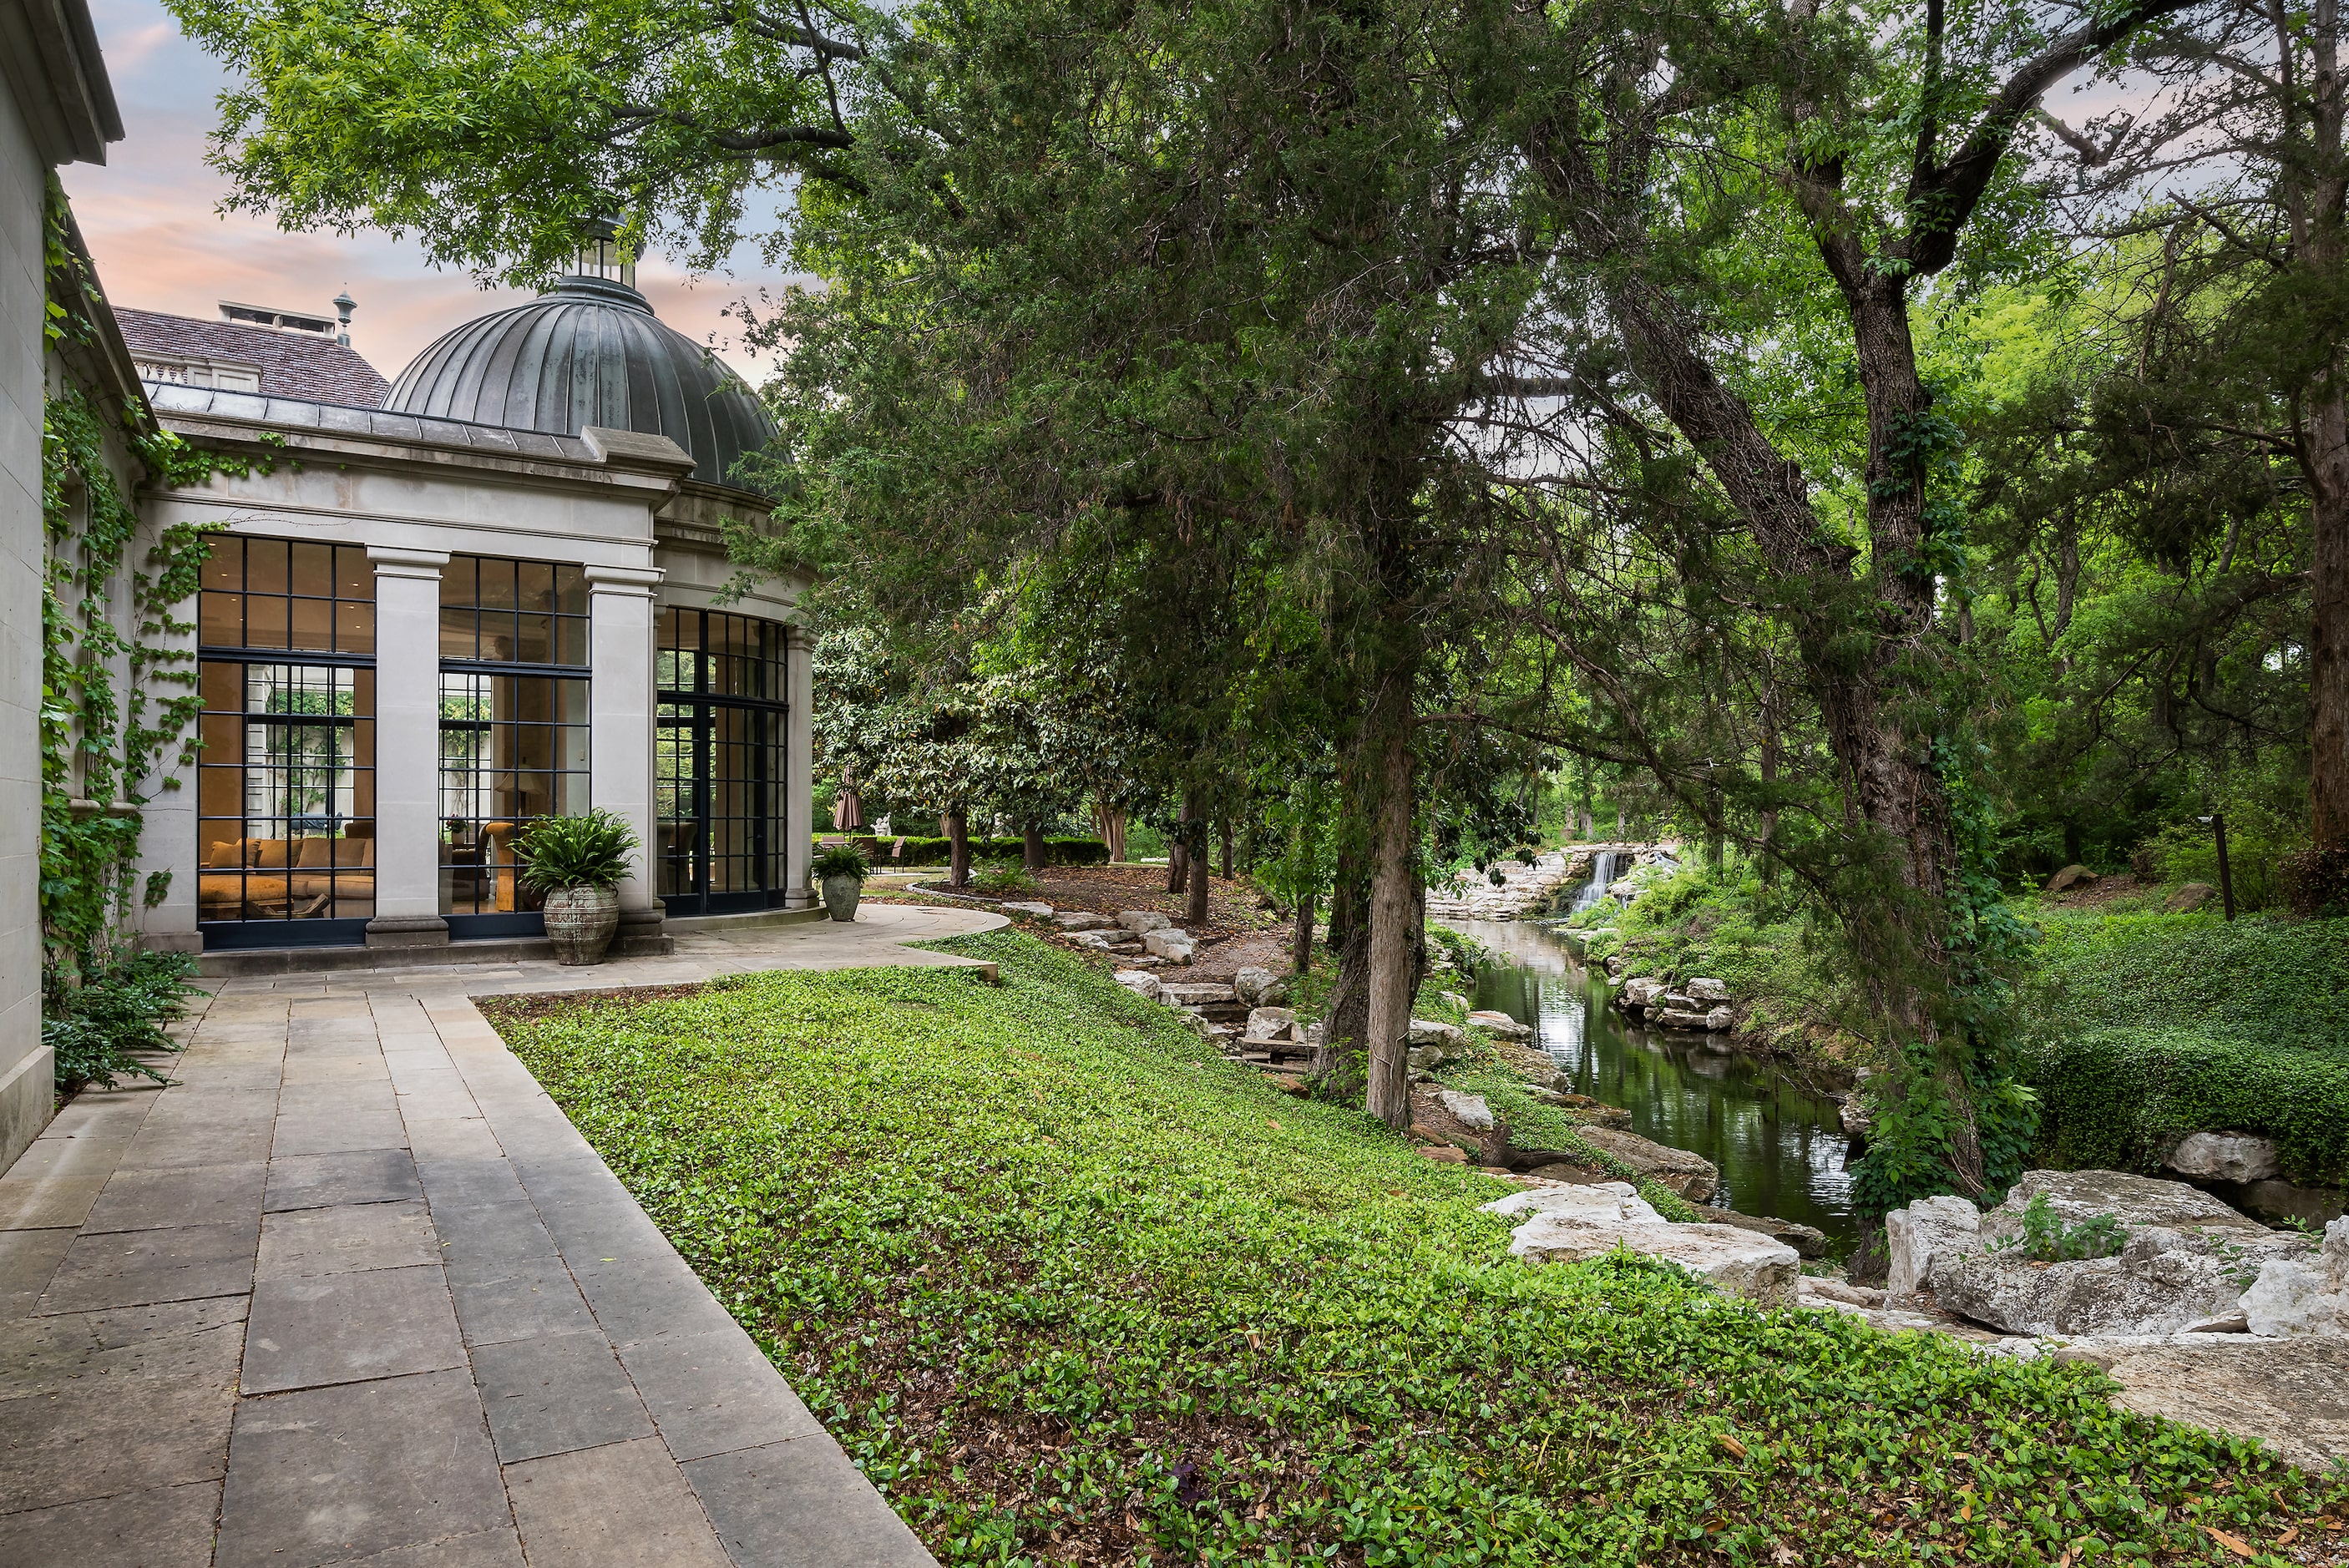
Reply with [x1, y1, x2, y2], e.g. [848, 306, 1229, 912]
[1452, 917, 1859, 1247]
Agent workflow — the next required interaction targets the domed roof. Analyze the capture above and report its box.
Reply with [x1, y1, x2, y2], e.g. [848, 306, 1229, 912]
[386, 276, 775, 489]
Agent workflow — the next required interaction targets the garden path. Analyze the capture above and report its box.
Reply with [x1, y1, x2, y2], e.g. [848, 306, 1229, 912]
[0, 901, 1004, 1565]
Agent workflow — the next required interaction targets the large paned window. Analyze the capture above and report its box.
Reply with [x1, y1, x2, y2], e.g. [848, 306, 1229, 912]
[439, 556, 590, 931]
[656, 609, 788, 915]
[196, 539, 376, 947]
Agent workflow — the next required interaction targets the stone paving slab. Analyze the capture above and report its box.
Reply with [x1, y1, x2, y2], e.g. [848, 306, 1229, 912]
[0, 903, 997, 1563]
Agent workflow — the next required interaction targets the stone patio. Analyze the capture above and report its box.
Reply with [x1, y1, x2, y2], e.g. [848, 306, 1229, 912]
[0, 902, 1002, 1565]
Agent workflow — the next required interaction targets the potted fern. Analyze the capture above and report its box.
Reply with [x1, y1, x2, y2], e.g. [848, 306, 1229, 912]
[514, 809, 642, 964]
[814, 843, 868, 922]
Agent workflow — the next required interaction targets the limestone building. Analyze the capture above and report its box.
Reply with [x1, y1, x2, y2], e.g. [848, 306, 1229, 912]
[121, 248, 816, 957]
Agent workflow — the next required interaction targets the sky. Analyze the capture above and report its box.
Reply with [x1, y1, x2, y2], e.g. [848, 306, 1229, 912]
[59, 0, 796, 387]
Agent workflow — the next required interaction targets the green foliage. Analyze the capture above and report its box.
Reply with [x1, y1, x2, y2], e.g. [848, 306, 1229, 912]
[1989, 1193, 2125, 1263]
[512, 808, 640, 893]
[489, 931, 2345, 1563]
[964, 859, 1040, 898]
[813, 845, 870, 883]
[2023, 911, 2349, 1181]
[2138, 801, 2300, 913]
[39, 181, 262, 980]
[43, 946, 199, 1094]
[1425, 923, 1493, 984]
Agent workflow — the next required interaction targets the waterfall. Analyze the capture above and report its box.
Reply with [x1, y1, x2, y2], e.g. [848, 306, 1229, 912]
[1567, 849, 1620, 913]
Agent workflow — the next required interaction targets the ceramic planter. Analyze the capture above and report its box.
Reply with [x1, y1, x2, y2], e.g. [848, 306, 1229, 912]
[821, 873, 863, 923]
[543, 884, 621, 964]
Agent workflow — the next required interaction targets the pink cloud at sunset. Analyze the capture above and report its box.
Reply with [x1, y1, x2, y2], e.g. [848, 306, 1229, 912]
[58, 0, 803, 391]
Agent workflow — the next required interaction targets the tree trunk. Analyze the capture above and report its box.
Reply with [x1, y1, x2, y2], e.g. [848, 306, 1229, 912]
[1167, 800, 1190, 893]
[1187, 816, 1211, 926]
[1311, 837, 1371, 1092]
[1363, 670, 1418, 1130]
[946, 807, 970, 889]
[1293, 889, 1314, 973]
[2312, 382, 2348, 854]
[1219, 817, 1234, 880]
[1021, 822, 1046, 873]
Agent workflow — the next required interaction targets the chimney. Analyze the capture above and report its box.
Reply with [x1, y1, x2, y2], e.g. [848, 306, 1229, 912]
[332, 291, 357, 347]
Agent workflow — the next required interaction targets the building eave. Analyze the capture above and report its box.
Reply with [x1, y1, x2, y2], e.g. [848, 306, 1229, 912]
[0, 0, 122, 166]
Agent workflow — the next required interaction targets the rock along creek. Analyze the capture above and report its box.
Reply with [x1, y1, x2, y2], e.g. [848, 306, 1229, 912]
[1448, 915, 1861, 1252]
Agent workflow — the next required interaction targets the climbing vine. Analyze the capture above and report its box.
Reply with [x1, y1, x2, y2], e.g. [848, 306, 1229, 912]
[40, 178, 272, 978]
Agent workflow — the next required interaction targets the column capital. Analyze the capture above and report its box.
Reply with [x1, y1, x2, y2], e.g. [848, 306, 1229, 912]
[585, 564, 664, 595]
[368, 544, 450, 580]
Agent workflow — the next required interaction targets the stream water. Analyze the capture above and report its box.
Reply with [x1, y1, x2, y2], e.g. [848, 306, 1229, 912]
[1451, 912, 1860, 1249]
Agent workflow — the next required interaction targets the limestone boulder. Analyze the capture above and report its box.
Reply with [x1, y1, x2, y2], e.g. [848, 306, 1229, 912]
[2164, 882, 2216, 913]
[1618, 978, 1665, 1010]
[1655, 1008, 1714, 1030]
[2243, 1217, 2349, 1337]
[1159, 983, 1237, 1007]
[1687, 978, 1731, 1004]
[1694, 1204, 1829, 1259]
[1244, 1006, 1299, 1043]
[1921, 1171, 2312, 1337]
[1435, 1089, 1495, 1130]
[1055, 911, 1116, 931]
[1001, 902, 1054, 918]
[1233, 967, 1291, 1007]
[1116, 910, 1173, 933]
[1704, 1005, 1734, 1031]
[2045, 863, 2097, 893]
[1483, 1183, 1798, 1305]
[1112, 970, 1162, 1001]
[1142, 928, 1197, 963]
[1409, 1018, 1467, 1050]
[1885, 1194, 1982, 1300]
[1570, 1126, 1719, 1201]
[2164, 1131, 2283, 1185]
[1466, 1009, 1534, 1042]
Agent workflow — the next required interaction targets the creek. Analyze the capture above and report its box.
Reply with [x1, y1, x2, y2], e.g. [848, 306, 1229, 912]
[1450, 908, 1860, 1250]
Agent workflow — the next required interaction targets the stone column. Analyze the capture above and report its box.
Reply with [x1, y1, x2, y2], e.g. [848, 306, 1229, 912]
[784, 625, 815, 908]
[585, 567, 662, 933]
[366, 546, 451, 947]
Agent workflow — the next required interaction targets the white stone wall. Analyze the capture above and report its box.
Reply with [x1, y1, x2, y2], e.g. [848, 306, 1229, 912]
[0, 72, 50, 1170]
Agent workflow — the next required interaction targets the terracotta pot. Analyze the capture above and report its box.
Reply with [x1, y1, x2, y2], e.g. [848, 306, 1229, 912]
[821, 873, 862, 923]
[543, 884, 620, 964]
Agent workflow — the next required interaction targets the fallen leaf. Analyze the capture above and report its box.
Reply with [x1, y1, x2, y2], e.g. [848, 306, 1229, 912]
[2277, 1525, 2300, 1545]
[1715, 1433, 1749, 1459]
[1267, 1118, 1282, 1129]
[1243, 1329, 1263, 1350]
[1959, 1500, 1972, 1522]
[1770, 1545, 1800, 1565]
[2205, 1525, 2255, 1559]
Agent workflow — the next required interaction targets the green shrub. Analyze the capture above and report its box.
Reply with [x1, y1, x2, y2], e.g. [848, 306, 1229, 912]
[1989, 1192, 2125, 1262]
[813, 845, 869, 883]
[2135, 800, 2301, 912]
[514, 808, 640, 893]
[43, 946, 200, 1093]
[966, 858, 1041, 897]
[2024, 912, 2349, 1182]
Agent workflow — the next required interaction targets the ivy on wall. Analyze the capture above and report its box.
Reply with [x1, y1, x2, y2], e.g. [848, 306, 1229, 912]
[40, 179, 273, 977]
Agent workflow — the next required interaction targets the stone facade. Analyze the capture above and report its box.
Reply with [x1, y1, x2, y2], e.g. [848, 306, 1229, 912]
[0, 0, 123, 1173]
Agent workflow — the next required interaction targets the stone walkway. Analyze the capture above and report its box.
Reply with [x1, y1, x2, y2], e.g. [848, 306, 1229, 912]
[0, 903, 1003, 1565]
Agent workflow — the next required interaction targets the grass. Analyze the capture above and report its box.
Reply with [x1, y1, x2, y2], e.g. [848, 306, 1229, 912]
[2022, 908, 2349, 1184]
[486, 931, 2347, 1566]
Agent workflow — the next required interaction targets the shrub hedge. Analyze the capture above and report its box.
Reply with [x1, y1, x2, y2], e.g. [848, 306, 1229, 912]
[2023, 910, 2349, 1183]
[819, 834, 1111, 867]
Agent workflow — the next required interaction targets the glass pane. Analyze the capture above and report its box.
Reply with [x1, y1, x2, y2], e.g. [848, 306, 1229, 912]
[201, 539, 240, 591]
[246, 538, 289, 596]
[200, 591, 239, 648]
[518, 560, 554, 615]
[439, 606, 477, 660]
[518, 613, 552, 665]
[290, 542, 334, 599]
[556, 616, 587, 669]
[290, 596, 332, 651]
[337, 601, 375, 655]
[245, 594, 288, 649]
[555, 565, 587, 618]
[200, 657, 373, 924]
[480, 559, 518, 611]
[336, 549, 372, 599]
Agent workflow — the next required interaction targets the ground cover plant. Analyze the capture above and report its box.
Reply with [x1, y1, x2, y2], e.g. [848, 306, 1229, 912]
[2022, 910, 2349, 1185]
[42, 945, 199, 1094]
[488, 932, 2347, 1566]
